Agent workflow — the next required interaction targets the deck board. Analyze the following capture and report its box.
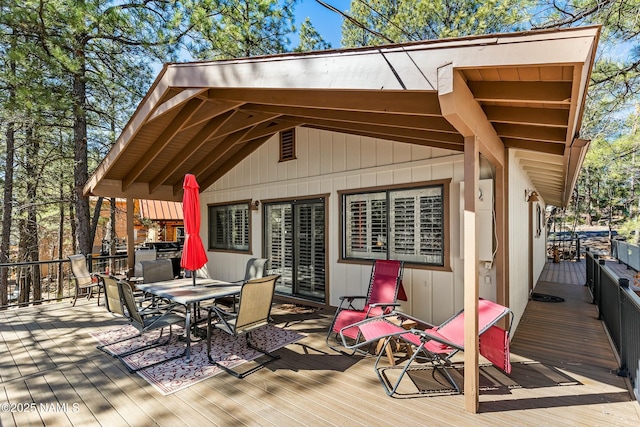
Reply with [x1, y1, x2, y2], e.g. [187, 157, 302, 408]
[1, 260, 639, 426]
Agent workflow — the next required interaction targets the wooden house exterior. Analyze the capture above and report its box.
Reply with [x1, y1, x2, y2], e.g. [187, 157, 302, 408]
[83, 26, 601, 411]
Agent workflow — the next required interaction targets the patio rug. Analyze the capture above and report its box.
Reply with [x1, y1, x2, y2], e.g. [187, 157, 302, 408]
[91, 324, 304, 395]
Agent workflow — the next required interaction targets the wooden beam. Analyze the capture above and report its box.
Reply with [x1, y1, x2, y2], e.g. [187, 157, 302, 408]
[484, 105, 569, 127]
[502, 138, 565, 155]
[148, 88, 208, 122]
[467, 81, 572, 104]
[463, 136, 480, 413]
[494, 123, 567, 143]
[198, 137, 271, 191]
[180, 100, 245, 131]
[148, 110, 238, 194]
[302, 124, 464, 152]
[150, 111, 282, 194]
[208, 88, 443, 116]
[122, 98, 204, 191]
[183, 128, 258, 186]
[87, 179, 180, 201]
[437, 64, 504, 167]
[126, 198, 134, 277]
[171, 122, 293, 195]
[280, 115, 464, 144]
[515, 151, 565, 165]
[239, 103, 459, 133]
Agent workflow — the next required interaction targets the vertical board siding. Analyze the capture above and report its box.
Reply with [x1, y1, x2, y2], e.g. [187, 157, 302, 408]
[509, 150, 537, 330]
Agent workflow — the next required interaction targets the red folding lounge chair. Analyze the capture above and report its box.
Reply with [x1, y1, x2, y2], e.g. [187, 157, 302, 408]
[326, 260, 404, 353]
[340, 298, 512, 397]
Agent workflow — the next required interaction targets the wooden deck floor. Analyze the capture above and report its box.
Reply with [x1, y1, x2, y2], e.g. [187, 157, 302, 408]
[2, 260, 640, 426]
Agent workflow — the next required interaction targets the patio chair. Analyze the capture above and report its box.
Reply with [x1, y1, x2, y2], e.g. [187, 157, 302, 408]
[97, 273, 126, 316]
[115, 280, 186, 372]
[206, 274, 280, 378]
[133, 249, 156, 278]
[69, 254, 102, 307]
[340, 298, 513, 396]
[97, 273, 155, 315]
[326, 260, 404, 353]
[141, 259, 175, 283]
[215, 258, 269, 312]
[95, 273, 178, 352]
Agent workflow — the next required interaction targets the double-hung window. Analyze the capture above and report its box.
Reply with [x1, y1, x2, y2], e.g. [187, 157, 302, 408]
[208, 201, 250, 252]
[341, 180, 449, 268]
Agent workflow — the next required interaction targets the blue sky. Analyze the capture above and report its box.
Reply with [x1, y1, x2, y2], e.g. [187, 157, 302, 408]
[293, 0, 351, 48]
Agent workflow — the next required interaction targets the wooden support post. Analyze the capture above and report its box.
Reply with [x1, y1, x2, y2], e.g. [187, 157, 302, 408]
[127, 198, 134, 277]
[463, 136, 480, 413]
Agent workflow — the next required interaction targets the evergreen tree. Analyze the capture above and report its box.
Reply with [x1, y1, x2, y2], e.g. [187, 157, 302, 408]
[341, 0, 531, 47]
[295, 17, 331, 52]
[187, 0, 298, 59]
[0, 0, 194, 255]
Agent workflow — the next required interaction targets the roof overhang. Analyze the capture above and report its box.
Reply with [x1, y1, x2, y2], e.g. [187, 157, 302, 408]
[85, 26, 600, 207]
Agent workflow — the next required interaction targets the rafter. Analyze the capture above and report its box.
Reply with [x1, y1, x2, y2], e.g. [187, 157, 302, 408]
[239, 104, 459, 133]
[198, 137, 272, 192]
[208, 88, 443, 116]
[468, 81, 572, 104]
[148, 110, 237, 194]
[437, 65, 504, 166]
[494, 123, 567, 143]
[122, 98, 204, 191]
[483, 105, 569, 127]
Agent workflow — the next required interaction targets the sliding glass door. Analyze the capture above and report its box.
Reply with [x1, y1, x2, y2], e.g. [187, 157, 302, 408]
[264, 198, 326, 302]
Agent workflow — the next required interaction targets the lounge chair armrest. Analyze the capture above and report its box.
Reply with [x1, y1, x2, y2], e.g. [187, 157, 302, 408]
[337, 295, 367, 311]
[338, 295, 366, 301]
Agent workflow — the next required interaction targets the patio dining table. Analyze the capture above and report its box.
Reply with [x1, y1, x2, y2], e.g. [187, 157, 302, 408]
[136, 277, 241, 361]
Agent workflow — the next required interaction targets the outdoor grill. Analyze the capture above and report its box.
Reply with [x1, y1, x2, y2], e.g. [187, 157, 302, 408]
[143, 241, 183, 277]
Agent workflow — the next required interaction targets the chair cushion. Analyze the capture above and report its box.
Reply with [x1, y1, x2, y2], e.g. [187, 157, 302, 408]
[357, 318, 416, 345]
[367, 260, 402, 305]
[367, 274, 398, 305]
[422, 328, 453, 353]
[479, 325, 511, 373]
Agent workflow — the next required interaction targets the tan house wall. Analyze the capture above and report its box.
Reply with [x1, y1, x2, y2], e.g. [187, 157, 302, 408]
[508, 150, 548, 330]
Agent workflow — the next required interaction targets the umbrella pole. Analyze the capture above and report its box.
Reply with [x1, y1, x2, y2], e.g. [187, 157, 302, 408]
[192, 270, 196, 286]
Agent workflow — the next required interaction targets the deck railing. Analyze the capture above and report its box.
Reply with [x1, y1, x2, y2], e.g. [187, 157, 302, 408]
[612, 240, 640, 271]
[587, 250, 640, 401]
[0, 254, 128, 309]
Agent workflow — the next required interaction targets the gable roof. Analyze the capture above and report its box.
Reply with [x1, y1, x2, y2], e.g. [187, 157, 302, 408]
[84, 26, 600, 207]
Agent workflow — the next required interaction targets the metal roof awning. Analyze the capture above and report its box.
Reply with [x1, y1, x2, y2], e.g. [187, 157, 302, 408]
[85, 26, 600, 208]
[138, 200, 183, 221]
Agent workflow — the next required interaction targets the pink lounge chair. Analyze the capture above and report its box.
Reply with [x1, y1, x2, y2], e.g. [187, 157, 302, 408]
[326, 260, 404, 353]
[340, 298, 512, 396]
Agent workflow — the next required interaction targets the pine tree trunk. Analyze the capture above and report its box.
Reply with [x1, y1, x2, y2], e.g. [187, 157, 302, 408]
[73, 55, 91, 255]
[1, 49, 16, 307]
[25, 127, 41, 303]
[57, 173, 65, 298]
[1, 121, 15, 307]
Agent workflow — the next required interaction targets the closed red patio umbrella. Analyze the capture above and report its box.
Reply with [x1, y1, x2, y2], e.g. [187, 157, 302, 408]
[181, 174, 208, 285]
